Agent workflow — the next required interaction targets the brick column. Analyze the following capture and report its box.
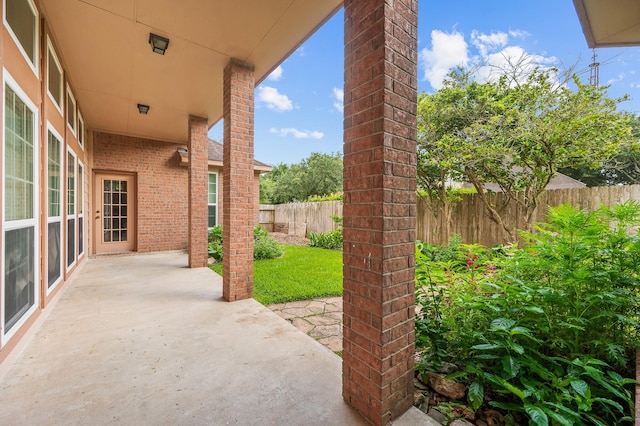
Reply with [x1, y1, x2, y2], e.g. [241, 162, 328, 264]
[188, 115, 209, 268]
[342, 1, 418, 425]
[222, 59, 255, 301]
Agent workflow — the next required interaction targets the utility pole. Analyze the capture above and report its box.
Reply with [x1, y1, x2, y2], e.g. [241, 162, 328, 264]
[589, 49, 600, 87]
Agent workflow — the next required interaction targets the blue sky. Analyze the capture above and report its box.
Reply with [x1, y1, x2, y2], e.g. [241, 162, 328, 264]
[209, 1, 640, 166]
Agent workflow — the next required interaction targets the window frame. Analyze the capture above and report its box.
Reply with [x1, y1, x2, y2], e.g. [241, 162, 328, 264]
[77, 161, 85, 259]
[3, 0, 39, 76]
[2, 69, 40, 345]
[66, 85, 77, 136]
[77, 113, 85, 149]
[66, 147, 77, 271]
[46, 124, 63, 293]
[207, 172, 218, 228]
[46, 37, 64, 114]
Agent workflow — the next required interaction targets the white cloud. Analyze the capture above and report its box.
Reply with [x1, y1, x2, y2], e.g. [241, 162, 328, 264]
[267, 65, 283, 81]
[471, 30, 509, 57]
[420, 28, 557, 89]
[419, 30, 469, 90]
[257, 86, 293, 112]
[270, 127, 324, 139]
[607, 73, 626, 85]
[332, 87, 344, 112]
[475, 45, 558, 85]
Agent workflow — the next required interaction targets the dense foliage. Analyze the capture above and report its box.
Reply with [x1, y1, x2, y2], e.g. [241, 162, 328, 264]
[562, 112, 640, 187]
[417, 66, 632, 241]
[207, 225, 282, 262]
[309, 216, 343, 250]
[415, 202, 640, 425]
[260, 152, 343, 204]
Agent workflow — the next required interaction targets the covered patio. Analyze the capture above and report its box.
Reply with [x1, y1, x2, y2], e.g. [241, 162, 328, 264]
[0, 253, 429, 425]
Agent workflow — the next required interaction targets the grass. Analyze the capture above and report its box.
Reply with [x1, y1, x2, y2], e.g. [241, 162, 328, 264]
[209, 245, 342, 305]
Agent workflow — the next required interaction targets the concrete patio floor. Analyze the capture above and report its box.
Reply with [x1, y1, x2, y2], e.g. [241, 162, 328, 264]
[0, 252, 432, 425]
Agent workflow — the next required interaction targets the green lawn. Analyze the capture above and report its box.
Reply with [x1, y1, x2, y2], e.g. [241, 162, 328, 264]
[209, 245, 342, 305]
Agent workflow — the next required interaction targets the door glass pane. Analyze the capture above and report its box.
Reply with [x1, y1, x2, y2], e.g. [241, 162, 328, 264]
[103, 179, 129, 244]
[5, 227, 35, 332]
[78, 218, 84, 256]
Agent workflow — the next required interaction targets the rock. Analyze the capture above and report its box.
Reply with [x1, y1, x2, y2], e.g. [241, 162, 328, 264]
[436, 362, 458, 374]
[450, 420, 474, 426]
[476, 420, 488, 426]
[427, 408, 447, 424]
[424, 372, 467, 400]
[414, 377, 428, 391]
[484, 409, 504, 426]
[414, 390, 426, 406]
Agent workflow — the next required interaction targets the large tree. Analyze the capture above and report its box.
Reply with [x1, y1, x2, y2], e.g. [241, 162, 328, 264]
[260, 152, 343, 204]
[417, 66, 632, 241]
[561, 112, 640, 186]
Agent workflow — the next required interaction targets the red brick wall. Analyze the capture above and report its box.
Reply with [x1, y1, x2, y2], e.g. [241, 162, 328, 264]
[188, 116, 209, 267]
[222, 59, 255, 302]
[93, 132, 188, 253]
[342, 1, 418, 425]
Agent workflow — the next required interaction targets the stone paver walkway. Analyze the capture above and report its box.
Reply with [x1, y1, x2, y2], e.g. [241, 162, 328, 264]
[268, 297, 343, 353]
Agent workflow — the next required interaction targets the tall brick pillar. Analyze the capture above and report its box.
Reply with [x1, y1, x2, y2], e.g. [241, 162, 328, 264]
[342, 1, 418, 425]
[188, 115, 209, 268]
[222, 59, 255, 301]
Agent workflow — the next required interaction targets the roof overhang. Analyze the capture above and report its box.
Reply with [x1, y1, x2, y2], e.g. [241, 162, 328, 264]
[573, 0, 640, 47]
[40, 0, 342, 143]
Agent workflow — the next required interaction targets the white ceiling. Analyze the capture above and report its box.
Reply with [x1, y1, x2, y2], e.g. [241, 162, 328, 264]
[574, 0, 640, 47]
[40, 0, 342, 143]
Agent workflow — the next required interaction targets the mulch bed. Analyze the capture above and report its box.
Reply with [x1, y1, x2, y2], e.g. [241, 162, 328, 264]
[268, 232, 310, 247]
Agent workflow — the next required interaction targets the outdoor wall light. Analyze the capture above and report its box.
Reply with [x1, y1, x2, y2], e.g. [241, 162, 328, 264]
[149, 33, 170, 55]
[137, 103, 150, 115]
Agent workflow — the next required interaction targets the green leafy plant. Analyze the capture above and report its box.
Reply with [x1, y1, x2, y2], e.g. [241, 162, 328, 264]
[208, 225, 282, 261]
[309, 215, 343, 250]
[415, 202, 640, 425]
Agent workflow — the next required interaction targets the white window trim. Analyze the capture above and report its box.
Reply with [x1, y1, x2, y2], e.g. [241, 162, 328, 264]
[46, 123, 63, 295]
[66, 85, 77, 136]
[3, 0, 39, 77]
[66, 147, 77, 271]
[46, 37, 64, 115]
[78, 113, 85, 149]
[208, 172, 218, 228]
[78, 160, 85, 259]
[2, 68, 40, 346]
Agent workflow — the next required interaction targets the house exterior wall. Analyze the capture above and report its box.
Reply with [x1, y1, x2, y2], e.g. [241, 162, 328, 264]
[0, 0, 90, 364]
[92, 132, 189, 253]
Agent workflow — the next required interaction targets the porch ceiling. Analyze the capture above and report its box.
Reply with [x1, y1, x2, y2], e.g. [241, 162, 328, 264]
[573, 0, 640, 47]
[40, 0, 342, 143]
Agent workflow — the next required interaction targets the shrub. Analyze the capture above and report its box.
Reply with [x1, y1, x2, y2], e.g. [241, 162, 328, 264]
[307, 192, 343, 202]
[415, 202, 640, 425]
[253, 226, 283, 260]
[309, 215, 343, 250]
[208, 225, 223, 261]
[207, 225, 282, 261]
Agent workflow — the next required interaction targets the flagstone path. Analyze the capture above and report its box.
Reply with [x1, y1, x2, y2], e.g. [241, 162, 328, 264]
[268, 297, 343, 353]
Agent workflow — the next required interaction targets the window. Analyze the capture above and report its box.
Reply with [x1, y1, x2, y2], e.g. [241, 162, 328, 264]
[78, 162, 84, 257]
[47, 128, 62, 289]
[47, 39, 63, 112]
[66, 87, 76, 135]
[66, 149, 76, 269]
[3, 77, 38, 337]
[78, 114, 85, 148]
[5, 0, 38, 71]
[208, 172, 217, 228]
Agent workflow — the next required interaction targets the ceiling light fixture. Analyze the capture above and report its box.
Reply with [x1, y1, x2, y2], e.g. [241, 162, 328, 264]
[149, 33, 170, 55]
[137, 103, 150, 115]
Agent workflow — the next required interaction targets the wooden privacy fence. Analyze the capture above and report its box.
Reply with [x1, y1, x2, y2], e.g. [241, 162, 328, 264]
[259, 201, 342, 236]
[261, 185, 640, 245]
